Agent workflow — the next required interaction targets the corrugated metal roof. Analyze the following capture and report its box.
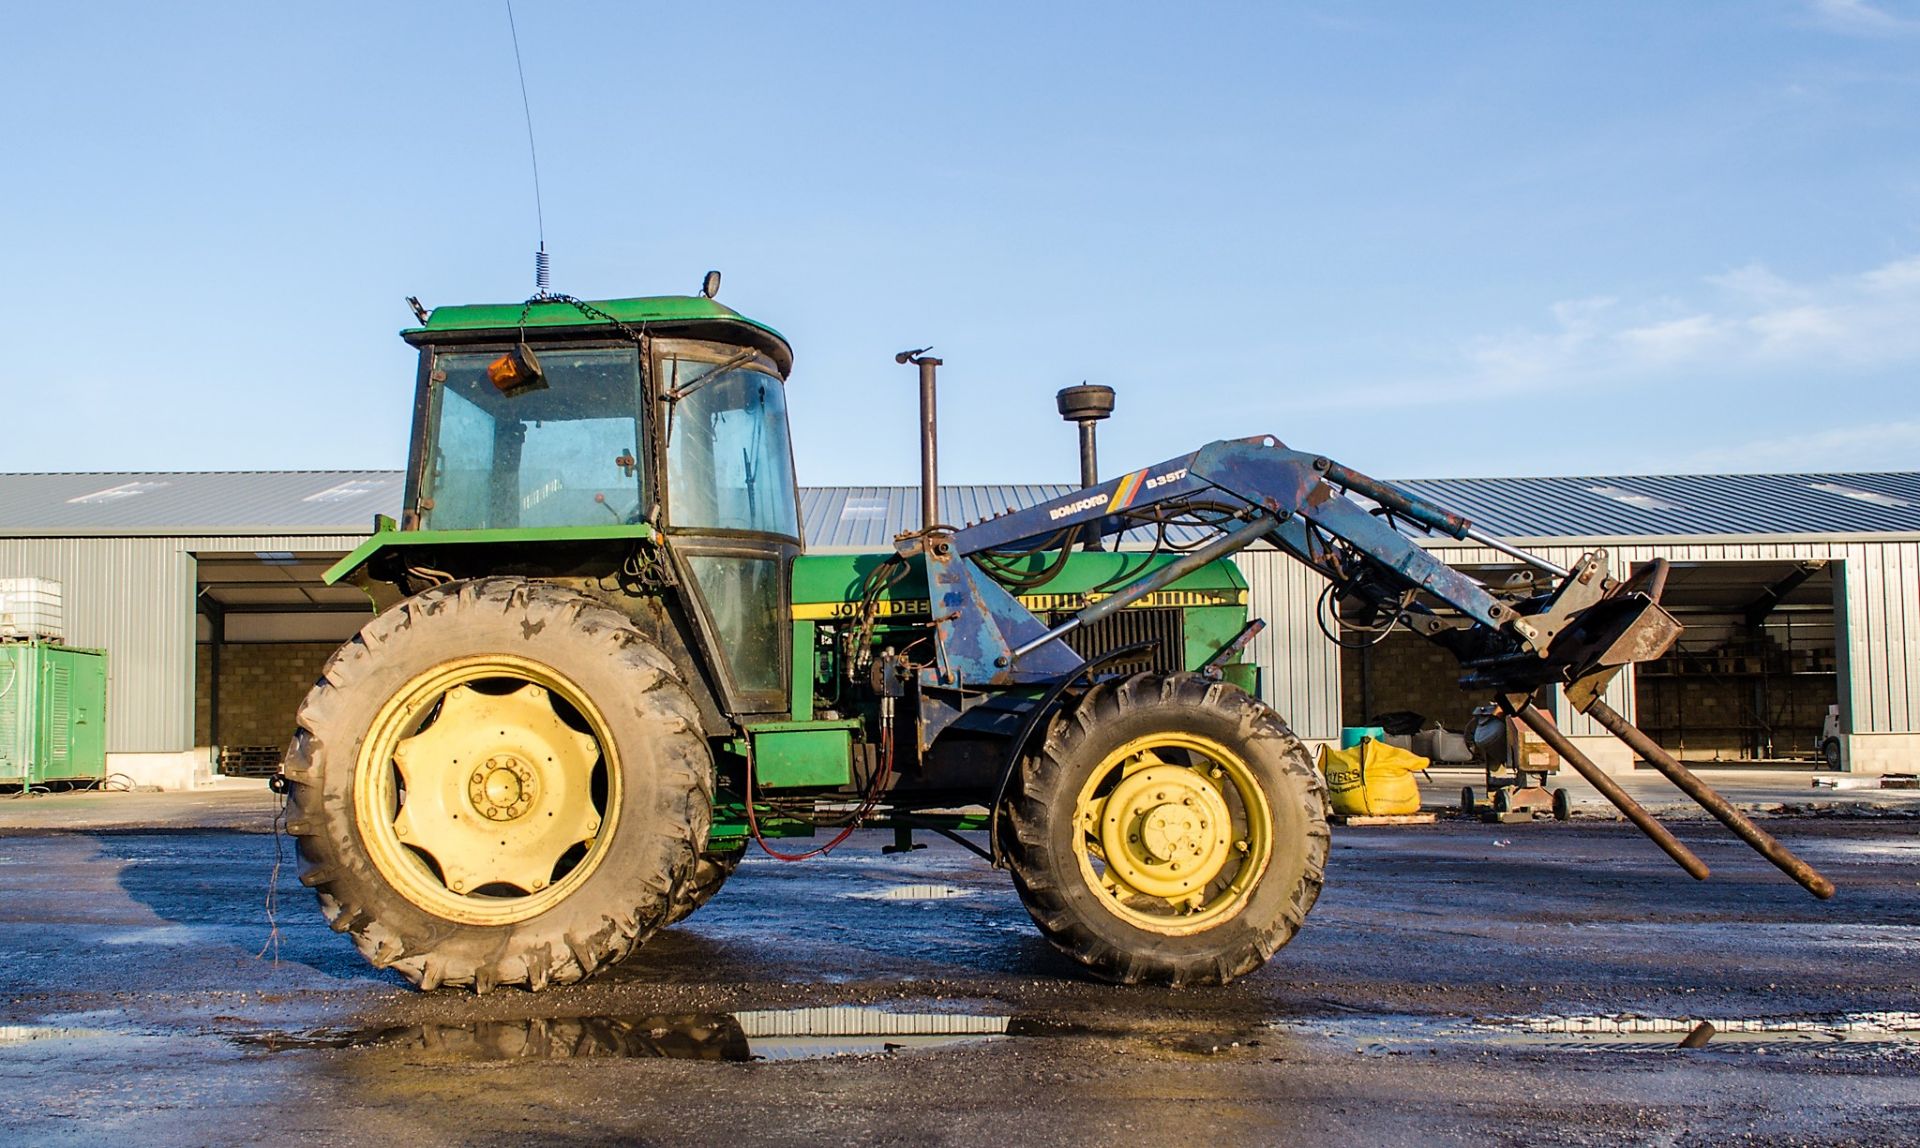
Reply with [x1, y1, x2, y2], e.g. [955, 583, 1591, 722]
[796, 485, 1221, 551]
[3, 469, 1916, 544]
[801, 484, 1072, 552]
[1397, 472, 1920, 541]
[797, 474, 1920, 549]
[0, 471, 405, 536]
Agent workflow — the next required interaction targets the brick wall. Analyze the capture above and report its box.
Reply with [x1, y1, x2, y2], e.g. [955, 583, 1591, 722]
[1637, 672, 1836, 760]
[194, 643, 337, 747]
[1340, 632, 1482, 732]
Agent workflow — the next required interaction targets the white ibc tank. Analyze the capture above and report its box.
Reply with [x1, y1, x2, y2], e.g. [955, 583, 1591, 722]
[0, 578, 63, 641]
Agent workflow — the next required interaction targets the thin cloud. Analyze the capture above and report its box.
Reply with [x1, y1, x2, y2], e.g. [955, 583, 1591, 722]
[1678, 419, 1920, 471]
[1294, 254, 1920, 411]
[1807, 0, 1920, 35]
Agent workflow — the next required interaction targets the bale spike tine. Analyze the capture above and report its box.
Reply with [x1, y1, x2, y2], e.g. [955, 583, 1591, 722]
[1585, 699, 1835, 899]
[1513, 702, 1709, 881]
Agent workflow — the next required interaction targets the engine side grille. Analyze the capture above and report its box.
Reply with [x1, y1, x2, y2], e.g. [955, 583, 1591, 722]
[1048, 607, 1186, 675]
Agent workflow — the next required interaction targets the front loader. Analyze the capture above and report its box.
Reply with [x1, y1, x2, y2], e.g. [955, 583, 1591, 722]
[284, 286, 1833, 993]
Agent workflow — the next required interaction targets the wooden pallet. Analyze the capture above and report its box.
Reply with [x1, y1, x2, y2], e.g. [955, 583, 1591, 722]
[1328, 811, 1437, 826]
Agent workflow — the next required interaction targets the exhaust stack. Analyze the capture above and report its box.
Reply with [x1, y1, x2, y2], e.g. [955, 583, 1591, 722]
[896, 348, 943, 532]
[1057, 384, 1115, 550]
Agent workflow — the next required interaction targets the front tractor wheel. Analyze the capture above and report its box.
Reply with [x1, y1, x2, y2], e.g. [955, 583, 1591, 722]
[281, 578, 712, 991]
[1003, 673, 1329, 986]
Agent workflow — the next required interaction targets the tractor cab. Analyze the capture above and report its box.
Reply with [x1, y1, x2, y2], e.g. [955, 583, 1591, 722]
[378, 294, 803, 713]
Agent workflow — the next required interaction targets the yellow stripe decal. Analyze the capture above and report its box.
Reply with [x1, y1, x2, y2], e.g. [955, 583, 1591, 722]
[1107, 468, 1148, 514]
[790, 587, 1246, 622]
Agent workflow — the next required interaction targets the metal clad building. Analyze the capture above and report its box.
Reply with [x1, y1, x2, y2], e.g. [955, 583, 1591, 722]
[0, 473, 401, 785]
[2, 469, 1916, 784]
[1361, 474, 1920, 772]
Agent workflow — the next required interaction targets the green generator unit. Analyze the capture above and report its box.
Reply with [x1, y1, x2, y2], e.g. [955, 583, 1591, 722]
[0, 641, 108, 788]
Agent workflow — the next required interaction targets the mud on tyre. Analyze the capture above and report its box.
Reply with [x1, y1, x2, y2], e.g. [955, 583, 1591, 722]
[1002, 672, 1329, 986]
[664, 842, 746, 927]
[281, 577, 712, 991]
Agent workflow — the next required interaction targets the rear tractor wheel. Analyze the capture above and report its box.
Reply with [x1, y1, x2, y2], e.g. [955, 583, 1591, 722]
[281, 578, 712, 991]
[664, 842, 746, 926]
[1002, 673, 1330, 986]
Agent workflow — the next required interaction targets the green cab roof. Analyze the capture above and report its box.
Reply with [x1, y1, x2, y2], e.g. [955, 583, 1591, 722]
[406, 294, 793, 373]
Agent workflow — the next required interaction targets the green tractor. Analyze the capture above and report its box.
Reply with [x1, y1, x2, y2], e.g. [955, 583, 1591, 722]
[286, 283, 1827, 993]
[288, 288, 1324, 991]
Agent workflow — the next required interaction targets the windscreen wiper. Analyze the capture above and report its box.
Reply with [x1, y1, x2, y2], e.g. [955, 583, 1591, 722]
[664, 351, 761, 402]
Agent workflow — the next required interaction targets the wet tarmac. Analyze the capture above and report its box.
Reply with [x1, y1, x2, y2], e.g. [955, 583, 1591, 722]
[0, 796, 1916, 1145]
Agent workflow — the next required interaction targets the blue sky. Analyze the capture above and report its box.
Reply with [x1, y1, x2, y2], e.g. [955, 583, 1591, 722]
[4, 1, 1917, 485]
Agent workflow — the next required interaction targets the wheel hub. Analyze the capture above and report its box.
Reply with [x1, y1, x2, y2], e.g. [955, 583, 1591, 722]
[470, 756, 539, 822]
[1069, 730, 1278, 935]
[387, 681, 603, 898]
[1139, 802, 1200, 861]
[1099, 765, 1234, 900]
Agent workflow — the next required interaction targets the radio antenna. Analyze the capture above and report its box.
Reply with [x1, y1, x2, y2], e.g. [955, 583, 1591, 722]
[505, 0, 550, 296]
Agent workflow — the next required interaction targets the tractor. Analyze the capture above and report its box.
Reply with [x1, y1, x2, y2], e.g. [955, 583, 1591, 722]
[284, 285, 1833, 993]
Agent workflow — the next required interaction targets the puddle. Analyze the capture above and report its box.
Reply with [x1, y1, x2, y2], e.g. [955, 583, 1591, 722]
[240, 1005, 1019, 1063]
[845, 884, 973, 902]
[0, 1024, 117, 1047]
[99, 925, 201, 946]
[1286, 1011, 1920, 1056]
[737, 1006, 1009, 1058]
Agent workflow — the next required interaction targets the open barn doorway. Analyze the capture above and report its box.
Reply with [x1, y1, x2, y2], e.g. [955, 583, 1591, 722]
[193, 551, 373, 776]
[1632, 560, 1840, 766]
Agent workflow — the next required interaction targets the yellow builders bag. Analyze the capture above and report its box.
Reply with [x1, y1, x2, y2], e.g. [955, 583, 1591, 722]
[1317, 738, 1426, 817]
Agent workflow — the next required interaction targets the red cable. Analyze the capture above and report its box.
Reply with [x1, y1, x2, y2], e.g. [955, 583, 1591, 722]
[746, 715, 893, 862]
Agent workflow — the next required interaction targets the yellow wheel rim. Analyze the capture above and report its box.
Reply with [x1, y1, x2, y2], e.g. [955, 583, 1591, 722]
[1071, 731, 1273, 936]
[353, 655, 620, 926]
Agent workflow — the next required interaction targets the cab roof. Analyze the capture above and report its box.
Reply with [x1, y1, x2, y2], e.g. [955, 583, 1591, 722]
[404, 295, 793, 375]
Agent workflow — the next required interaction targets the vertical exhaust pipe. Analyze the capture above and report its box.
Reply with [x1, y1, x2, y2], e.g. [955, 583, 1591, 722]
[897, 349, 943, 532]
[1057, 384, 1115, 551]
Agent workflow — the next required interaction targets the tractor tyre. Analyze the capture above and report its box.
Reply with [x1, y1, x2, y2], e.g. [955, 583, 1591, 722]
[281, 577, 712, 992]
[1459, 785, 1477, 816]
[1001, 672, 1329, 986]
[664, 843, 746, 926]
